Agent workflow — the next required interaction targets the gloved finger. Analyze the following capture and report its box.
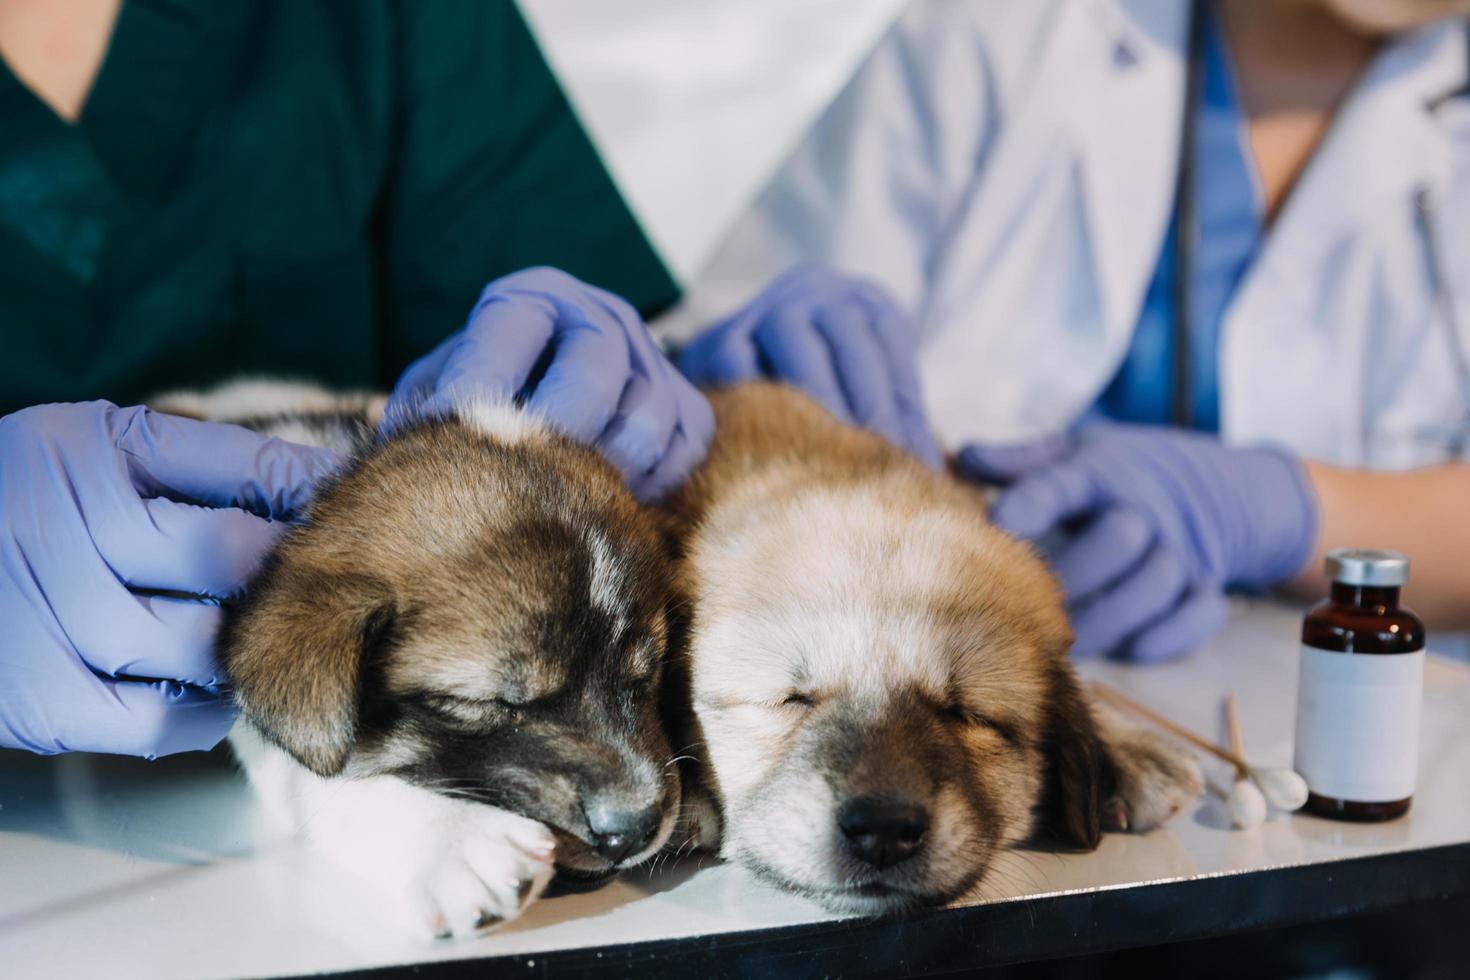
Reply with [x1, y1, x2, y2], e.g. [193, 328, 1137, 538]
[754, 304, 851, 422]
[96, 497, 285, 599]
[851, 281, 919, 368]
[101, 595, 230, 686]
[609, 298, 686, 468]
[1068, 546, 1190, 659]
[900, 419, 944, 471]
[677, 326, 761, 387]
[1049, 507, 1154, 602]
[632, 423, 689, 504]
[595, 369, 671, 485]
[112, 407, 343, 521]
[427, 295, 558, 410]
[386, 333, 461, 423]
[812, 300, 907, 447]
[66, 580, 227, 686]
[11, 481, 230, 686]
[742, 264, 842, 321]
[847, 284, 939, 456]
[988, 458, 1100, 539]
[524, 318, 633, 447]
[84, 678, 235, 758]
[954, 434, 1075, 485]
[635, 380, 715, 503]
[1125, 586, 1231, 664]
[676, 265, 844, 389]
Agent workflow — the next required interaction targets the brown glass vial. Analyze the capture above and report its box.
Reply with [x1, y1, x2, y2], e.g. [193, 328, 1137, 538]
[1295, 549, 1425, 822]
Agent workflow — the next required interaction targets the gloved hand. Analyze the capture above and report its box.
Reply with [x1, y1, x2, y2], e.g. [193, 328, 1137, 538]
[678, 265, 941, 468]
[387, 266, 714, 503]
[0, 401, 341, 757]
[957, 422, 1318, 662]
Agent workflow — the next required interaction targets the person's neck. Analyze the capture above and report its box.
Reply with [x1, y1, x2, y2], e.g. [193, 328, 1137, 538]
[1218, 1, 1381, 118]
[1215, 0, 1382, 221]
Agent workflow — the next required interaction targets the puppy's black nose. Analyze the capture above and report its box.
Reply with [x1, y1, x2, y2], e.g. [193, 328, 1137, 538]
[838, 798, 929, 869]
[587, 803, 662, 864]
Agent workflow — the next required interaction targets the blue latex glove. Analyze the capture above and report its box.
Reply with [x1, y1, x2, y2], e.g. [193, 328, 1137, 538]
[387, 266, 713, 503]
[0, 402, 341, 757]
[957, 422, 1318, 662]
[678, 265, 942, 468]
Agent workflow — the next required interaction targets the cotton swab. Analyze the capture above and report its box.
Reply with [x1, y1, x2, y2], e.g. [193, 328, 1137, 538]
[1223, 695, 1267, 829]
[1225, 693, 1309, 813]
[1224, 775, 1268, 828]
[1252, 766, 1309, 811]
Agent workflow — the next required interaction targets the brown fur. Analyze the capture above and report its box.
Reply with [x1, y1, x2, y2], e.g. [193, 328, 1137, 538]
[210, 399, 680, 878]
[223, 417, 665, 773]
[665, 383, 1199, 911]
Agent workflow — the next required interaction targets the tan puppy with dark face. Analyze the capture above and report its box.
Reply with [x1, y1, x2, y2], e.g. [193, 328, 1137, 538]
[666, 383, 1201, 914]
[153, 381, 680, 939]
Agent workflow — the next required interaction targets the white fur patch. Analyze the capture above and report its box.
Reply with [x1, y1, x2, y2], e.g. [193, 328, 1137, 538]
[450, 397, 550, 446]
[691, 485, 991, 706]
[152, 378, 369, 419]
[587, 531, 628, 622]
[232, 724, 555, 941]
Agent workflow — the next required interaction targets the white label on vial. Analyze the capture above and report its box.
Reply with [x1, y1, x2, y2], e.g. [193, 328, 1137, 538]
[1294, 645, 1424, 803]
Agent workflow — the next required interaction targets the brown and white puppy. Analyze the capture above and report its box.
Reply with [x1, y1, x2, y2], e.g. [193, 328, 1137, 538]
[665, 383, 1201, 914]
[153, 381, 680, 939]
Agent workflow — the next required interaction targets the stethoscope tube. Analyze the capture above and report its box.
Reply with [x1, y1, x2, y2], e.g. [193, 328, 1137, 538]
[1170, 0, 1207, 430]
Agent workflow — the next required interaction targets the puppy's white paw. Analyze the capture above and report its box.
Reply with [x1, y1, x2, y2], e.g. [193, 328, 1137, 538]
[234, 729, 557, 940]
[295, 774, 555, 940]
[406, 801, 556, 939]
[1099, 724, 1204, 833]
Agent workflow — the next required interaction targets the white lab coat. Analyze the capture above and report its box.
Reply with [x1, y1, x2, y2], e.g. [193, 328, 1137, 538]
[667, 0, 1470, 470]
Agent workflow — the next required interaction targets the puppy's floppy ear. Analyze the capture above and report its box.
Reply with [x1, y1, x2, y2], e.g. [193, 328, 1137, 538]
[1038, 665, 1114, 850]
[219, 561, 395, 777]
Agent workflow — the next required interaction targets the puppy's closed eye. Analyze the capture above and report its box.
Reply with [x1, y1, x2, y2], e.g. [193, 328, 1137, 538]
[412, 693, 535, 726]
[938, 702, 1023, 745]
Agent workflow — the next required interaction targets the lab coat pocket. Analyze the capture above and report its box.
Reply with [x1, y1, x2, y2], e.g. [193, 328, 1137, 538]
[234, 244, 378, 388]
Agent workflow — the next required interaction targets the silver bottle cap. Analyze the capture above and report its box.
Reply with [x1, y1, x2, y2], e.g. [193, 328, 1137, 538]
[1324, 548, 1410, 587]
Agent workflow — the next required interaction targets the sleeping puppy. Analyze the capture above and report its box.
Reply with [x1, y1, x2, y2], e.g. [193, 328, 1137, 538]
[665, 383, 1201, 914]
[152, 380, 679, 939]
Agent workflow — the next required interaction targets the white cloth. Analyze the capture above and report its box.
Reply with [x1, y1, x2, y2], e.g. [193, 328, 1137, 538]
[664, 0, 1470, 470]
[518, 0, 908, 284]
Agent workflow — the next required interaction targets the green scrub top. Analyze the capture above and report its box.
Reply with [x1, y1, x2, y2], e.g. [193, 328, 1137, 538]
[0, 0, 679, 417]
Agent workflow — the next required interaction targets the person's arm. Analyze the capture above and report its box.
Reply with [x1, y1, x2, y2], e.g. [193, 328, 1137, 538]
[1286, 462, 1470, 629]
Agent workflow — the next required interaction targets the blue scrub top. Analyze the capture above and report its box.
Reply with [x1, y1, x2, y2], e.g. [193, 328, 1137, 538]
[1098, 5, 1264, 432]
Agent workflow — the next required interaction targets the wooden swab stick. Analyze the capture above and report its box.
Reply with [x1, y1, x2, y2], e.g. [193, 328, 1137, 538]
[1222, 691, 1311, 812]
[1090, 681, 1248, 776]
[1225, 693, 1246, 760]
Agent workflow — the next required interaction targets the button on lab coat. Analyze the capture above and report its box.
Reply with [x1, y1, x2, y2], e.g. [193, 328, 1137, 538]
[673, 0, 1470, 470]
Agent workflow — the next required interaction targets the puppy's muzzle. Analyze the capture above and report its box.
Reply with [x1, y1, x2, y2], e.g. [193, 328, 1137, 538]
[838, 797, 929, 869]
